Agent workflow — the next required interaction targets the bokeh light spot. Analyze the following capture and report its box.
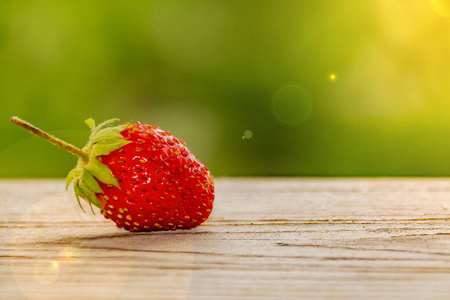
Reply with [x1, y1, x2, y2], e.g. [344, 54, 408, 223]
[273, 85, 313, 126]
[33, 259, 60, 285]
[430, 0, 450, 17]
[242, 130, 253, 139]
[329, 73, 337, 81]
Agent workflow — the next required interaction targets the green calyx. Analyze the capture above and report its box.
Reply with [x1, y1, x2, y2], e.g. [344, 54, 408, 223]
[66, 118, 131, 213]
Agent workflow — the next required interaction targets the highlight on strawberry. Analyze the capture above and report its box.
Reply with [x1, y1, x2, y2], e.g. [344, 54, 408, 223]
[10, 117, 214, 232]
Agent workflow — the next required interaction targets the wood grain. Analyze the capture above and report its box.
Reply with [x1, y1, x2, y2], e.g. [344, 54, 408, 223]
[2, 178, 450, 299]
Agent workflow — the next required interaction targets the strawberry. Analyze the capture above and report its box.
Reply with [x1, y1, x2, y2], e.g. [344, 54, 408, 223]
[10, 117, 214, 232]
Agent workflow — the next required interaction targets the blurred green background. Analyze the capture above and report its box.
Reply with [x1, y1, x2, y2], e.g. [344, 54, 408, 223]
[2, 0, 450, 177]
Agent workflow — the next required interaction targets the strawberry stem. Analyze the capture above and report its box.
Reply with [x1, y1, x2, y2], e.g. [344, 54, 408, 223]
[10, 116, 89, 162]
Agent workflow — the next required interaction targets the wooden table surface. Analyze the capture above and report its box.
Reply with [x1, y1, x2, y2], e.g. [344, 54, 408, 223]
[2, 178, 450, 299]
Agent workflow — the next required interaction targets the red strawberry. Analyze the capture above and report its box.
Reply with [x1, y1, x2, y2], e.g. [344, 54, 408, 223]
[97, 121, 214, 231]
[10, 117, 214, 232]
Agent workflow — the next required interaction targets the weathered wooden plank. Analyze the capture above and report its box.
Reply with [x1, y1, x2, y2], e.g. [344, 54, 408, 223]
[1, 178, 450, 299]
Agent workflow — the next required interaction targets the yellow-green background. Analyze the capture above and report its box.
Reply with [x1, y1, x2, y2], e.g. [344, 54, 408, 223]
[2, 0, 450, 177]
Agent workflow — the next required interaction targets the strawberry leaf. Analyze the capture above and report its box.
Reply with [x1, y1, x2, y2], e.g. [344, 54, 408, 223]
[94, 118, 119, 132]
[114, 123, 130, 132]
[86, 158, 120, 188]
[73, 182, 86, 213]
[77, 180, 103, 210]
[66, 118, 129, 214]
[91, 139, 132, 156]
[81, 170, 103, 193]
[85, 118, 96, 130]
[66, 168, 80, 189]
[91, 128, 123, 143]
